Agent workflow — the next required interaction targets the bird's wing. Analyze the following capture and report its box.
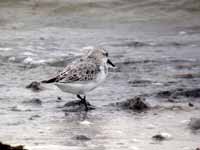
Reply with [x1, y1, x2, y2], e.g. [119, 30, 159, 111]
[42, 60, 100, 83]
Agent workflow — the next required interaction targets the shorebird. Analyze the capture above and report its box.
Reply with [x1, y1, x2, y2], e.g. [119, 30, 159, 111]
[42, 47, 115, 111]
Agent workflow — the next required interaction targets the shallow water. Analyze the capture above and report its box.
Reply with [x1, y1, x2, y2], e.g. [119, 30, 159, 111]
[0, 0, 200, 149]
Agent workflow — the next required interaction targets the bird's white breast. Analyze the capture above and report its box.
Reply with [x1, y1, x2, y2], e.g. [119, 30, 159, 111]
[96, 64, 107, 84]
[55, 63, 108, 95]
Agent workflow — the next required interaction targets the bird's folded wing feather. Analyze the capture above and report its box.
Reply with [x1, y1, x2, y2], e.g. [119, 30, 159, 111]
[43, 61, 99, 83]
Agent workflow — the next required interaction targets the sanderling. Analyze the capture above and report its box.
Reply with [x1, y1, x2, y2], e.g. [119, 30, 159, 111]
[42, 47, 115, 111]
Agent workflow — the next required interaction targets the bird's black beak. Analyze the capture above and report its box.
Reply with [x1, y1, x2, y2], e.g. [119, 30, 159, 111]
[107, 59, 115, 67]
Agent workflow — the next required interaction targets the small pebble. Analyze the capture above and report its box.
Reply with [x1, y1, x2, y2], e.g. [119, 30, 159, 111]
[152, 132, 172, 141]
[188, 102, 194, 107]
[56, 97, 62, 102]
[57, 97, 62, 100]
[75, 135, 91, 141]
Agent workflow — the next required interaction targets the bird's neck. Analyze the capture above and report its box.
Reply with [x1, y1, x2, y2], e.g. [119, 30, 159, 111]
[100, 62, 108, 74]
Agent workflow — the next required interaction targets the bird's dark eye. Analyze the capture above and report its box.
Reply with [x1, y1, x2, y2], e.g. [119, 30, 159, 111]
[103, 52, 108, 57]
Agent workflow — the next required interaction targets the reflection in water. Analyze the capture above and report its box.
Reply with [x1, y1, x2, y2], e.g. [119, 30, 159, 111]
[64, 110, 89, 122]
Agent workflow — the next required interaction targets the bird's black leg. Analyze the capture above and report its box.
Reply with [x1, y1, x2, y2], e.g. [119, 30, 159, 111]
[77, 95, 82, 102]
[76, 95, 88, 111]
[82, 96, 88, 111]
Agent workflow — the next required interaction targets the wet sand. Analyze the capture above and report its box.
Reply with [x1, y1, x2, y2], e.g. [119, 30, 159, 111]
[0, 0, 200, 150]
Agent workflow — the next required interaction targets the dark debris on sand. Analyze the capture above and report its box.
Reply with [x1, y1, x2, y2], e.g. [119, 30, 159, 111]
[128, 79, 152, 87]
[152, 133, 171, 141]
[156, 88, 200, 99]
[26, 81, 43, 92]
[189, 118, 200, 130]
[111, 41, 148, 48]
[74, 135, 91, 141]
[152, 134, 166, 141]
[60, 100, 95, 112]
[113, 96, 150, 112]
[0, 142, 26, 150]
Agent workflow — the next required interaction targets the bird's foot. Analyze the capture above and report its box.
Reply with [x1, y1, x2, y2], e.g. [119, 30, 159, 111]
[77, 95, 89, 111]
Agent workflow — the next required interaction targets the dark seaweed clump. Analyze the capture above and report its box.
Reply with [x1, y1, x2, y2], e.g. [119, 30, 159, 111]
[26, 81, 43, 92]
[0, 142, 26, 150]
[156, 88, 200, 99]
[114, 96, 150, 112]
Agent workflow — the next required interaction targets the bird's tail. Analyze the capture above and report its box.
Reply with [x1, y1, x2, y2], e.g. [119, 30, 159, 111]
[41, 77, 57, 83]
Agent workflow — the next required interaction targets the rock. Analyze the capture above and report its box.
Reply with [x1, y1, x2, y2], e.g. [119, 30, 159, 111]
[26, 81, 43, 92]
[0, 142, 26, 150]
[74, 135, 91, 141]
[23, 98, 42, 105]
[189, 118, 200, 130]
[152, 133, 172, 141]
[152, 134, 165, 141]
[61, 100, 95, 112]
[56, 96, 63, 102]
[188, 102, 194, 107]
[114, 96, 150, 112]
[57, 97, 62, 100]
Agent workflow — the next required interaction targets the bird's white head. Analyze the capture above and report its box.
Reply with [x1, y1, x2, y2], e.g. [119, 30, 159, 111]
[84, 47, 115, 67]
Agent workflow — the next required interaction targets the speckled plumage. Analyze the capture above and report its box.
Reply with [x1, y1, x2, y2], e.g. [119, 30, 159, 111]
[42, 47, 114, 111]
[54, 58, 100, 83]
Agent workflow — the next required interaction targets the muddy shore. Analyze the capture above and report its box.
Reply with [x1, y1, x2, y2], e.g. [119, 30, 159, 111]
[0, 0, 200, 150]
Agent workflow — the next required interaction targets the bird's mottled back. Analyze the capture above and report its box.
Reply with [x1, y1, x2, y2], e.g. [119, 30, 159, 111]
[55, 59, 100, 83]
